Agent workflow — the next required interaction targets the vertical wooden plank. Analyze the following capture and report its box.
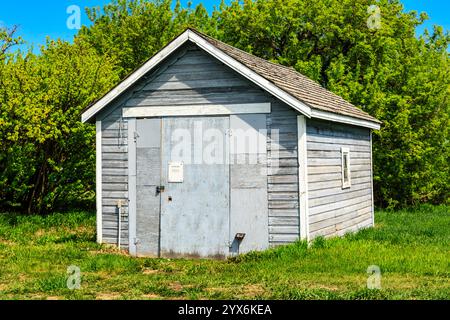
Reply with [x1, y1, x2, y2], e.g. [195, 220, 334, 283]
[96, 120, 103, 244]
[127, 118, 137, 256]
[136, 118, 162, 257]
[297, 116, 309, 240]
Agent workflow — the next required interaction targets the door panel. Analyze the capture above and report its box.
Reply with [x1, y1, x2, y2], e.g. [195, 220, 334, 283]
[160, 117, 230, 258]
[135, 119, 161, 256]
[229, 114, 268, 255]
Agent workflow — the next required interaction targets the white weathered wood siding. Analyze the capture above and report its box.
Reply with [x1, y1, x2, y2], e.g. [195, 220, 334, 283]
[306, 119, 374, 239]
[97, 43, 303, 249]
[99, 109, 129, 248]
[267, 101, 300, 246]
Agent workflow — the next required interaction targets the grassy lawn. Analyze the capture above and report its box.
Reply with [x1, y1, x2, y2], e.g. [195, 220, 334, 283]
[0, 205, 448, 300]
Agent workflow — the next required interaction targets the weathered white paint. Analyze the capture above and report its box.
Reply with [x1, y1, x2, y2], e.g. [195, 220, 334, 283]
[96, 120, 102, 244]
[306, 119, 374, 239]
[297, 116, 309, 240]
[122, 103, 271, 118]
[127, 118, 137, 256]
[311, 109, 381, 130]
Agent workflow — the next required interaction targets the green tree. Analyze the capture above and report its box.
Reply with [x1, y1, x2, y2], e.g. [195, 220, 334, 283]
[0, 38, 119, 213]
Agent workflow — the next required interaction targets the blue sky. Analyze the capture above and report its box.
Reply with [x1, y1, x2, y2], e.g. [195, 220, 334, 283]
[1, 0, 448, 52]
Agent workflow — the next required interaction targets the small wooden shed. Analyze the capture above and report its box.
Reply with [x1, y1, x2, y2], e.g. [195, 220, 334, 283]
[81, 28, 381, 258]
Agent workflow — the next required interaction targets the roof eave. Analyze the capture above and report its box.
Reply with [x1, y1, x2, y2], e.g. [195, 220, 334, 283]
[311, 109, 381, 130]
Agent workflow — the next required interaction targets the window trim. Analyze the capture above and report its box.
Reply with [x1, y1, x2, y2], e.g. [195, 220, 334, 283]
[341, 147, 351, 189]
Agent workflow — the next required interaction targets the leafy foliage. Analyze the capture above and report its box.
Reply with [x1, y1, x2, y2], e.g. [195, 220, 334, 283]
[0, 34, 119, 213]
[0, 0, 448, 212]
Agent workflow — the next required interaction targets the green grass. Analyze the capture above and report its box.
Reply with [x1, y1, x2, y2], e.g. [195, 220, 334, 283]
[0, 205, 449, 300]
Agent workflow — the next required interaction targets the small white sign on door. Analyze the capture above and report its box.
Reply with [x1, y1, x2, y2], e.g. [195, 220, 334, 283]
[168, 162, 184, 183]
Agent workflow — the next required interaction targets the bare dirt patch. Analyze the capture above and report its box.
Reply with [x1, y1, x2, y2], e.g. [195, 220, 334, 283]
[96, 293, 122, 300]
[143, 268, 160, 275]
[143, 293, 163, 300]
[242, 284, 266, 297]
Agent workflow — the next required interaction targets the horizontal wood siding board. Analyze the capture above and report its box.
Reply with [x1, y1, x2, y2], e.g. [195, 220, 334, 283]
[308, 176, 371, 191]
[269, 234, 299, 243]
[102, 130, 128, 138]
[269, 226, 299, 234]
[102, 160, 128, 168]
[307, 150, 370, 159]
[102, 168, 128, 176]
[308, 170, 370, 183]
[268, 192, 299, 201]
[102, 138, 127, 146]
[307, 142, 370, 152]
[307, 135, 370, 146]
[269, 216, 299, 226]
[309, 182, 371, 200]
[102, 153, 128, 161]
[269, 209, 301, 217]
[308, 164, 370, 175]
[102, 183, 128, 191]
[268, 183, 299, 192]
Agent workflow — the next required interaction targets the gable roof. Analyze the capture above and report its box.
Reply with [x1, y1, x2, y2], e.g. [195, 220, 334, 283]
[82, 28, 380, 129]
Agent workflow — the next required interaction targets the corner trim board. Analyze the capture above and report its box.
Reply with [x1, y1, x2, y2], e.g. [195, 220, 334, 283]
[123, 103, 271, 118]
[128, 118, 137, 256]
[96, 120, 102, 244]
[297, 115, 309, 241]
[370, 131, 375, 227]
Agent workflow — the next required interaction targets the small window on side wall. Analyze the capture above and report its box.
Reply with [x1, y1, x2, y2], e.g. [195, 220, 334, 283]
[341, 147, 351, 189]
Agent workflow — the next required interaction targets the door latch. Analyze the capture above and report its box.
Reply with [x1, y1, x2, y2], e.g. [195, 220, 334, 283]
[156, 186, 165, 194]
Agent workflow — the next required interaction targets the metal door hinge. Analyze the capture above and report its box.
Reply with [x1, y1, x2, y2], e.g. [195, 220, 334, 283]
[134, 238, 140, 245]
[134, 131, 139, 143]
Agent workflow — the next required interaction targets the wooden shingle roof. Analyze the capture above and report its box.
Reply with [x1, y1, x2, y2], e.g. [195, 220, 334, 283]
[190, 29, 380, 124]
